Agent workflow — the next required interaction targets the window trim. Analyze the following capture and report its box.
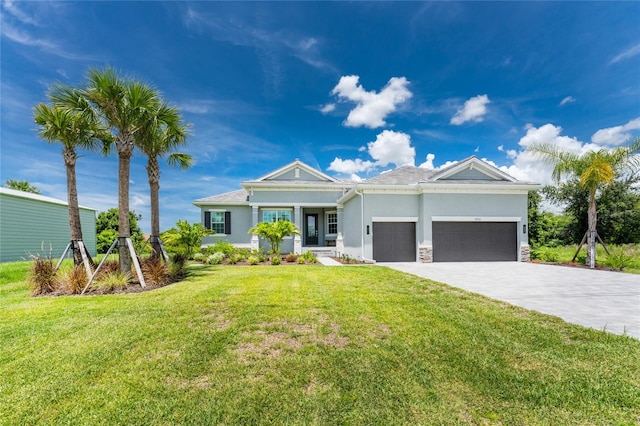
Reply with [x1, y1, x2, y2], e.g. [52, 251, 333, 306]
[261, 208, 293, 223]
[325, 210, 338, 236]
[204, 209, 231, 235]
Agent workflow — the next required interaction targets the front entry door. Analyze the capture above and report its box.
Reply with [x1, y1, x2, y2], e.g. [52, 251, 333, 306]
[305, 214, 319, 245]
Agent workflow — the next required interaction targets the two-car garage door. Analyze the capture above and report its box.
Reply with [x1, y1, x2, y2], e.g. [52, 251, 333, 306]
[372, 221, 518, 262]
[432, 221, 517, 262]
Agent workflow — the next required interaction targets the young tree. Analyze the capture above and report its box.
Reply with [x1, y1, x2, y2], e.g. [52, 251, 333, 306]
[135, 102, 192, 259]
[162, 220, 210, 257]
[33, 101, 108, 267]
[248, 220, 301, 255]
[96, 208, 144, 253]
[528, 137, 640, 267]
[52, 68, 163, 274]
[4, 180, 41, 194]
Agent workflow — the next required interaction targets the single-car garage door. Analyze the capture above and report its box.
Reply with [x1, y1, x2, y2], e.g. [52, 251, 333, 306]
[373, 222, 416, 262]
[433, 222, 517, 262]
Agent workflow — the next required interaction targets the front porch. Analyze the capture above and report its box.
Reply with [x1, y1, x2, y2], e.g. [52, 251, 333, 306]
[249, 205, 344, 255]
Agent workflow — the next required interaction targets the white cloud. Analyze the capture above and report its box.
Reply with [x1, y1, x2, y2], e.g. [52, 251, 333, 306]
[327, 130, 415, 178]
[327, 158, 375, 174]
[496, 123, 607, 186]
[350, 174, 363, 182]
[450, 94, 490, 125]
[559, 96, 575, 106]
[367, 130, 415, 167]
[591, 117, 640, 146]
[419, 153, 436, 169]
[2, 0, 38, 25]
[330, 75, 412, 128]
[610, 43, 640, 64]
[320, 103, 335, 114]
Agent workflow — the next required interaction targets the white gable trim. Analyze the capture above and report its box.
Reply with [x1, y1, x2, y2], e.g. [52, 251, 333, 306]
[433, 157, 517, 182]
[255, 159, 338, 183]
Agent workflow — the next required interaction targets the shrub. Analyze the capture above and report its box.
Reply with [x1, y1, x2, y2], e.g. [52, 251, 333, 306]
[531, 247, 559, 262]
[212, 240, 236, 257]
[140, 258, 169, 286]
[300, 251, 318, 264]
[56, 265, 88, 294]
[285, 253, 298, 263]
[604, 248, 634, 271]
[271, 256, 281, 265]
[251, 249, 266, 263]
[228, 252, 245, 265]
[192, 252, 205, 262]
[206, 252, 225, 265]
[169, 253, 189, 279]
[28, 255, 57, 296]
[247, 255, 260, 265]
[93, 271, 131, 292]
[297, 257, 306, 264]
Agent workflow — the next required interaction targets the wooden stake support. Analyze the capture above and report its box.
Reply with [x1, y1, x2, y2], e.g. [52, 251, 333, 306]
[81, 237, 145, 295]
[55, 239, 93, 278]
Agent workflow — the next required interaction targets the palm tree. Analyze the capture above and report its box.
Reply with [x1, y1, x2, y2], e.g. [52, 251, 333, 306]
[33, 101, 108, 268]
[528, 137, 640, 268]
[4, 180, 41, 194]
[135, 102, 192, 259]
[52, 68, 162, 274]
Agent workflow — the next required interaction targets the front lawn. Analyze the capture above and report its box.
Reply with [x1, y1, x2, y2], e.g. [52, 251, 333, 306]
[1, 262, 638, 424]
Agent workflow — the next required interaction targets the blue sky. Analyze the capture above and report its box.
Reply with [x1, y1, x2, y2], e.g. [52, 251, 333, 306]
[2, 1, 639, 232]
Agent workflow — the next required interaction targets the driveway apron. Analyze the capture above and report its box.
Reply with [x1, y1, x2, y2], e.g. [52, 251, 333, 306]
[380, 262, 640, 339]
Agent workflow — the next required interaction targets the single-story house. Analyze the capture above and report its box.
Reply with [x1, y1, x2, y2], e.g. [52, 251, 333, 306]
[193, 157, 540, 262]
[0, 187, 97, 262]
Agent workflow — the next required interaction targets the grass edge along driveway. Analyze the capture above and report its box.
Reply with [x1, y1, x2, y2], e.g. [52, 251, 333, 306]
[1, 262, 639, 425]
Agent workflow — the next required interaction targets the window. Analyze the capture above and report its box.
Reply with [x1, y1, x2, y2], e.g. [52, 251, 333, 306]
[204, 211, 231, 234]
[326, 211, 337, 235]
[262, 210, 292, 222]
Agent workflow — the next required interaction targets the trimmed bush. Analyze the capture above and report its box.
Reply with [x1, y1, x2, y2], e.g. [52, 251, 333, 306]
[270, 256, 281, 265]
[247, 255, 260, 265]
[206, 252, 225, 265]
[285, 253, 298, 263]
[193, 252, 205, 262]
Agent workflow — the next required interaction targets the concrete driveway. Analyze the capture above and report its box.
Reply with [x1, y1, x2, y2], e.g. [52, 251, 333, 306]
[379, 262, 640, 339]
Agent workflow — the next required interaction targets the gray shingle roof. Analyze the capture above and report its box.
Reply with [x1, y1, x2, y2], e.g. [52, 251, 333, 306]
[362, 166, 437, 185]
[193, 189, 249, 204]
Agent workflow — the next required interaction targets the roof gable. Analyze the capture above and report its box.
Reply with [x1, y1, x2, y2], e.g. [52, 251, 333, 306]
[253, 159, 337, 183]
[430, 156, 517, 182]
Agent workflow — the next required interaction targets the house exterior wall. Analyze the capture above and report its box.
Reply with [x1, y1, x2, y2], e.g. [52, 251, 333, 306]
[0, 191, 96, 262]
[420, 192, 529, 254]
[340, 195, 362, 258]
[248, 189, 345, 204]
[200, 205, 252, 247]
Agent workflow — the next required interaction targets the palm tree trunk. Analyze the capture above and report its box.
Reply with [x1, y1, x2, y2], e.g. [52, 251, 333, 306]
[147, 156, 162, 259]
[117, 133, 134, 274]
[64, 148, 84, 266]
[586, 191, 597, 269]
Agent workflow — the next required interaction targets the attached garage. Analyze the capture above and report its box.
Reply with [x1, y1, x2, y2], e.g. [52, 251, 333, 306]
[432, 221, 517, 262]
[372, 222, 416, 262]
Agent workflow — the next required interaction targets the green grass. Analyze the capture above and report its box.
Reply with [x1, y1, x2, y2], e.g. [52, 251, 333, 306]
[536, 244, 640, 274]
[1, 263, 639, 425]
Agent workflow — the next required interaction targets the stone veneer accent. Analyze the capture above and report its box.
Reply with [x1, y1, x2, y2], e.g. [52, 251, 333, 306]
[419, 246, 433, 263]
[520, 244, 530, 262]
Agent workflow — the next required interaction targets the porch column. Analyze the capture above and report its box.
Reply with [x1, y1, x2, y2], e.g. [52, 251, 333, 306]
[294, 205, 302, 254]
[336, 206, 344, 256]
[251, 205, 259, 251]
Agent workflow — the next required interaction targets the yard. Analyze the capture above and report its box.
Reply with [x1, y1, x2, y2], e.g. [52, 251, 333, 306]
[1, 261, 639, 425]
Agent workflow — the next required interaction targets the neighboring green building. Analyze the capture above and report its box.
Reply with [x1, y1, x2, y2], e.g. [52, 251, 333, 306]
[0, 187, 97, 262]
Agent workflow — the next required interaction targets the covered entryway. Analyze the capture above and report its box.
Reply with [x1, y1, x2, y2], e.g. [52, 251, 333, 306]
[432, 221, 517, 262]
[373, 222, 416, 262]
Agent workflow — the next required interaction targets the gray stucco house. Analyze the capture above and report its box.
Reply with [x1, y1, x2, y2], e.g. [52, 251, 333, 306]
[0, 187, 97, 262]
[193, 157, 540, 262]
